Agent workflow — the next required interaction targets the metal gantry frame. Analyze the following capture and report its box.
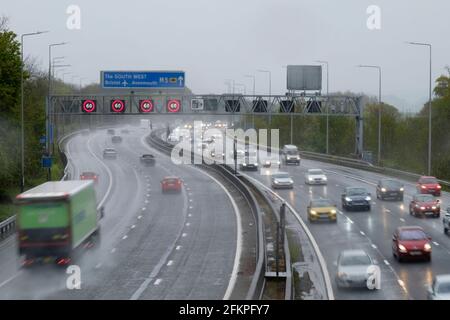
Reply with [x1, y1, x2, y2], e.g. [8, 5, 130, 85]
[48, 93, 365, 156]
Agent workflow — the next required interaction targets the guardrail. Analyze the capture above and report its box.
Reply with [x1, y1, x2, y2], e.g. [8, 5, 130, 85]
[0, 129, 84, 242]
[147, 130, 268, 300]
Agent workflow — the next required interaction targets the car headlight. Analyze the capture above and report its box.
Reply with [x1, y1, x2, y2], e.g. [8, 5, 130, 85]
[274, 181, 280, 184]
[255, 163, 258, 166]
[308, 177, 313, 181]
[431, 206, 437, 210]
[415, 204, 419, 208]
[398, 244, 408, 253]
[345, 197, 352, 202]
[437, 185, 441, 189]
[381, 188, 387, 193]
[420, 206, 426, 210]
[421, 185, 426, 189]
[424, 243, 432, 252]
[310, 210, 317, 215]
[243, 163, 247, 166]
[365, 196, 371, 201]
[331, 210, 337, 214]
[338, 272, 348, 279]
[265, 161, 270, 165]
[323, 176, 327, 181]
[400, 188, 404, 192]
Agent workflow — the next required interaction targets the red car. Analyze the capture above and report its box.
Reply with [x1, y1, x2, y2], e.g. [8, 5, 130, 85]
[417, 176, 442, 196]
[80, 172, 98, 183]
[161, 176, 182, 193]
[409, 194, 441, 218]
[392, 226, 432, 262]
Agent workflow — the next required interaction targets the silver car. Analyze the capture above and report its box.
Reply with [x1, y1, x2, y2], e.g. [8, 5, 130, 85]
[305, 169, 328, 185]
[427, 274, 450, 300]
[336, 250, 377, 289]
[103, 148, 117, 159]
[444, 207, 450, 234]
[271, 172, 294, 189]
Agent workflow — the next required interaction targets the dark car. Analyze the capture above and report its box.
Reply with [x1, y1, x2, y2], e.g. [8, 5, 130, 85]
[376, 179, 404, 201]
[409, 194, 440, 218]
[341, 187, 372, 211]
[140, 154, 155, 166]
[107, 129, 115, 135]
[239, 151, 259, 171]
[417, 176, 442, 196]
[444, 207, 450, 234]
[392, 226, 432, 262]
[112, 135, 122, 144]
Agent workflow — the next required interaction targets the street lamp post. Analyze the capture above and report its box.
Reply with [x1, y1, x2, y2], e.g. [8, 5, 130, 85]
[407, 42, 432, 175]
[244, 75, 256, 129]
[358, 65, 382, 164]
[316, 60, 330, 154]
[20, 31, 48, 192]
[47, 42, 67, 181]
[257, 69, 272, 124]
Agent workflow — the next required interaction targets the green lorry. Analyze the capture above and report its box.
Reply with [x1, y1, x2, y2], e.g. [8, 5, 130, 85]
[15, 180, 103, 266]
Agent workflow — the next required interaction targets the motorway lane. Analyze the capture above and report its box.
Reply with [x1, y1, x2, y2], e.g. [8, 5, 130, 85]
[0, 127, 237, 300]
[242, 158, 450, 300]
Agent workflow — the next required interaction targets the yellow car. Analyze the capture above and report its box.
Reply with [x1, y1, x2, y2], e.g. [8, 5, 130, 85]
[307, 199, 338, 222]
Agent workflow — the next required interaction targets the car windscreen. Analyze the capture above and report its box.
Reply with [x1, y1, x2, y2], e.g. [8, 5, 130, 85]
[311, 200, 333, 207]
[273, 173, 290, 179]
[421, 178, 438, 184]
[382, 180, 401, 188]
[415, 195, 434, 202]
[399, 229, 427, 240]
[347, 188, 367, 196]
[340, 254, 371, 266]
[164, 178, 179, 183]
[286, 150, 298, 155]
[309, 170, 323, 175]
[437, 282, 450, 294]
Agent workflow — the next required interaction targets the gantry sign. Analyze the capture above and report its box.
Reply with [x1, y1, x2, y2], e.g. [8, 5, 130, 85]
[49, 92, 365, 155]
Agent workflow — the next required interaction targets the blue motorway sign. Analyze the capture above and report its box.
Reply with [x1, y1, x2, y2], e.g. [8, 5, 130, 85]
[101, 71, 185, 89]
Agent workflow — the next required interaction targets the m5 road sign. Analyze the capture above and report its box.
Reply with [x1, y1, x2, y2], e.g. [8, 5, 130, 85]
[101, 71, 185, 89]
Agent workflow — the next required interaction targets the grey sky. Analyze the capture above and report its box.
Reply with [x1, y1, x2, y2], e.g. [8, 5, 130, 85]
[2, 0, 450, 111]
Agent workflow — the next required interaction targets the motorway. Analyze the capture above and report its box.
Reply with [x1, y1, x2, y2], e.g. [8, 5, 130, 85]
[0, 126, 238, 299]
[237, 147, 450, 300]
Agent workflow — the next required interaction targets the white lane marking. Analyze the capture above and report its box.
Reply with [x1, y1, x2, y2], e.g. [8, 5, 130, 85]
[154, 279, 162, 286]
[138, 215, 142, 219]
[86, 136, 114, 209]
[347, 218, 354, 224]
[131, 225, 136, 229]
[189, 199, 193, 202]
[371, 244, 378, 249]
[398, 279, 406, 289]
[182, 233, 187, 237]
[142, 207, 146, 211]
[95, 263, 102, 269]
[384, 260, 390, 266]
[141, 133, 242, 302]
[360, 231, 366, 236]
[0, 271, 22, 289]
[189, 206, 193, 209]
[338, 211, 344, 215]
[188, 214, 192, 217]
[385, 209, 391, 213]
[185, 223, 190, 227]
[122, 235, 128, 240]
[188, 193, 193, 196]
[433, 241, 439, 246]
[167, 260, 173, 266]
[146, 193, 150, 197]
[111, 248, 116, 253]
[400, 218, 405, 222]
[145, 200, 149, 204]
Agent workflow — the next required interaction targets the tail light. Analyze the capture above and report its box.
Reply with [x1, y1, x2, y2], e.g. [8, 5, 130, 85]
[57, 258, 71, 265]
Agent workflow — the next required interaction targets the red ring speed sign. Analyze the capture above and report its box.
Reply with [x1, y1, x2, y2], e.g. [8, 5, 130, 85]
[139, 99, 154, 113]
[82, 100, 96, 113]
[111, 99, 125, 113]
[167, 99, 181, 113]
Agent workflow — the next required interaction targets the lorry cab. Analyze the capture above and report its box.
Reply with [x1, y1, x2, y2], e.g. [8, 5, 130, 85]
[15, 181, 102, 267]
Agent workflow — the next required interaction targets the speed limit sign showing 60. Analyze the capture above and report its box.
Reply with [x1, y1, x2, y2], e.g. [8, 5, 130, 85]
[139, 99, 154, 113]
[110, 99, 126, 113]
[81, 99, 97, 113]
[167, 99, 181, 113]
